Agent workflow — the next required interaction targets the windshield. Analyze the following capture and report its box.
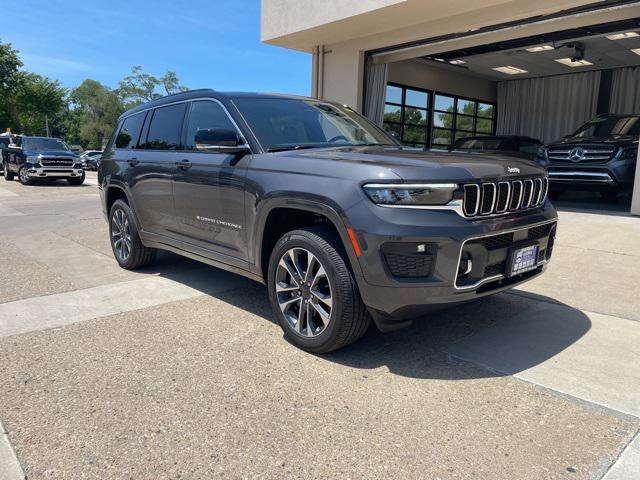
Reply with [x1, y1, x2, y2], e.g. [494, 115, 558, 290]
[23, 137, 69, 151]
[233, 98, 397, 151]
[452, 138, 505, 151]
[573, 116, 640, 138]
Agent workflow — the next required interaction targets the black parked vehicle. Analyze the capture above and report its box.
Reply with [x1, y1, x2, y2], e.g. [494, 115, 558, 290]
[538, 114, 639, 199]
[450, 135, 542, 160]
[99, 90, 557, 353]
[80, 150, 103, 170]
[3, 136, 85, 185]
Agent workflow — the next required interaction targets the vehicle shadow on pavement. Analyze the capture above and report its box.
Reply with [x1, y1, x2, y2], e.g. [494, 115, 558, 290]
[149, 252, 591, 381]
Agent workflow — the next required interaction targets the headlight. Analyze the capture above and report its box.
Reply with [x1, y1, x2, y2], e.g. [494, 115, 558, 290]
[363, 183, 458, 206]
[26, 155, 40, 163]
[619, 146, 638, 160]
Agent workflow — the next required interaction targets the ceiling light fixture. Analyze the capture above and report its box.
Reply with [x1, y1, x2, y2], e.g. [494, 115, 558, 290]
[555, 57, 593, 67]
[606, 32, 640, 40]
[526, 45, 554, 52]
[492, 66, 528, 75]
[450, 59, 466, 64]
[631, 48, 640, 56]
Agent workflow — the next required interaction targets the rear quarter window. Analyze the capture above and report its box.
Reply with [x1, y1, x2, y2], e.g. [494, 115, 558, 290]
[116, 112, 146, 149]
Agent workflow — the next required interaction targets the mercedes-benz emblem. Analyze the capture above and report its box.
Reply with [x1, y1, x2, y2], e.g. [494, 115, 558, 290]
[569, 147, 585, 162]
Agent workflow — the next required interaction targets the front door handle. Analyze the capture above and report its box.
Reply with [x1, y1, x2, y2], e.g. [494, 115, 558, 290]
[127, 158, 139, 167]
[177, 159, 192, 170]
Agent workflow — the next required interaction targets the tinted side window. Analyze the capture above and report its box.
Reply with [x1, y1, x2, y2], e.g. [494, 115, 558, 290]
[144, 103, 187, 150]
[185, 101, 237, 151]
[116, 112, 145, 149]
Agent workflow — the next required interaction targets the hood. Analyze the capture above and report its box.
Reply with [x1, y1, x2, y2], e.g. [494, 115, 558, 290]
[286, 146, 545, 182]
[551, 135, 638, 146]
[25, 149, 76, 157]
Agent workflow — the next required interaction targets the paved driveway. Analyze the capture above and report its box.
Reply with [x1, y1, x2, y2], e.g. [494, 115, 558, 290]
[0, 173, 639, 479]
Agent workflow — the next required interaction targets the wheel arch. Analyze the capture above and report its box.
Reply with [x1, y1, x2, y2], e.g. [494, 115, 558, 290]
[254, 197, 363, 283]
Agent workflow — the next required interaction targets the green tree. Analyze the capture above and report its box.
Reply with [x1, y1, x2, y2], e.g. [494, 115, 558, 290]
[117, 66, 187, 108]
[12, 73, 66, 135]
[69, 79, 124, 149]
[0, 39, 23, 132]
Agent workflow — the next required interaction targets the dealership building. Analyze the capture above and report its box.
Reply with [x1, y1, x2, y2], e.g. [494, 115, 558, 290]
[261, 0, 640, 215]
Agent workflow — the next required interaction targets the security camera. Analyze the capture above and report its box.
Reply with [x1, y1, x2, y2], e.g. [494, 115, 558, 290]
[564, 42, 585, 62]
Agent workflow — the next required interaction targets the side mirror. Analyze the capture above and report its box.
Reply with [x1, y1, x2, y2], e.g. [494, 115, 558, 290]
[195, 129, 250, 154]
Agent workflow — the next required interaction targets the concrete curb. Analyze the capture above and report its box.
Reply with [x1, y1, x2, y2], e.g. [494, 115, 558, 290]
[0, 420, 25, 480]
[602, 430, 640, 479]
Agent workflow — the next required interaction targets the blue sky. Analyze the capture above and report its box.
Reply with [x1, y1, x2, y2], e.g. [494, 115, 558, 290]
[4, 0, 311, 95]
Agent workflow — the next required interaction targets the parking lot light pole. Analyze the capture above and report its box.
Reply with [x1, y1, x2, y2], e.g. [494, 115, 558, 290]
[633, 136, 640, 216]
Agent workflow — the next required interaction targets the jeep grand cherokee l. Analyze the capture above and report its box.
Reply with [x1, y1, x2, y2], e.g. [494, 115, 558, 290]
[99, 90, 557, 353]
[538, 114, 639, 200]
[3, 136, 84, 185]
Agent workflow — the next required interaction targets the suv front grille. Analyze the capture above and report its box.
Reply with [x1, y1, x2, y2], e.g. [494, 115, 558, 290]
[463, 177, 547, 218]
[456, 221, 557, 290]
[548, 144, 616, 163]
[41, 157, 74, 166]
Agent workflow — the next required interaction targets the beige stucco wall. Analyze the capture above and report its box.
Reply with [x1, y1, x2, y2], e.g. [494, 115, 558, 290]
[388, 60, 497, 103]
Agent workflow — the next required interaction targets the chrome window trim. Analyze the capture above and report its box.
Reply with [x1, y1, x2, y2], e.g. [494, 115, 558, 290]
[522, 179, 534, 208]
[116, 97, 251, 152]
[454, 219, 557, 290]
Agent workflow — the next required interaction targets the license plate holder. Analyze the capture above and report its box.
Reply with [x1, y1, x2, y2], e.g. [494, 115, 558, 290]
[507, 243, 540, 277]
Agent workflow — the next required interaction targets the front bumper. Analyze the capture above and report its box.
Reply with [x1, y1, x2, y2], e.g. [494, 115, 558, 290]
[546, 158, 636, 190]
[24, 165, 84, 178]
[347, 200, 558, 329]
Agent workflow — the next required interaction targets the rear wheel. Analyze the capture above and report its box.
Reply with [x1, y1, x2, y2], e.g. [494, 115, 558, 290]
[109, 199, 157, 269]
[67, 172, 85, 185]
[267, 226, 370, 353]
[18, 166, 33, 185]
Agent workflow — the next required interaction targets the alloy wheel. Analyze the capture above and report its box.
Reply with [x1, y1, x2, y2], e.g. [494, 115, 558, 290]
[111, 209, 132, 261]
[275, 247, 333, 338]
[19, 168, 29, 184]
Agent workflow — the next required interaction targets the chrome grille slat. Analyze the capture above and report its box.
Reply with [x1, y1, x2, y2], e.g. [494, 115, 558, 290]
[463, 176, 547, 219]
[548, 144, 616, 163]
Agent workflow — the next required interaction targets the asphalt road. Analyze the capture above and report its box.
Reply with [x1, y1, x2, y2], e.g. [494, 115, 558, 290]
[0, 172, 639, 479]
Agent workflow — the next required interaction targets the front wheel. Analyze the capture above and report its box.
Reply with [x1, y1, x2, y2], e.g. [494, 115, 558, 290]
[2, 163, 12, 181]
[67, 172, 85, 185]
[18, 166, 33, 185]
[267, 226, 370, 353]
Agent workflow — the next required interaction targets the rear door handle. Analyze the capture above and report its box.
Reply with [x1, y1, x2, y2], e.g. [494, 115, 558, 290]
[177, 159, 192, 170]
[127, 158, 139, 166]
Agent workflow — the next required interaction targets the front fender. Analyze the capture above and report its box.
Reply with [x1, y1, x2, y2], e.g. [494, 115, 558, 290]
[252, 193, 365, 280]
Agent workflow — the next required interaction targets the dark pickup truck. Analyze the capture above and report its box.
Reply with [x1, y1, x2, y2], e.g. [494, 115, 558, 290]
[99, 90, 557, 353]
[538, 114, 639, 199]
[3, 135, 85, 185]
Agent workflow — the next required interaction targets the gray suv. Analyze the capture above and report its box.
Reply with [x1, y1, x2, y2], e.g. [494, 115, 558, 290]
[99, 90, 557, 353]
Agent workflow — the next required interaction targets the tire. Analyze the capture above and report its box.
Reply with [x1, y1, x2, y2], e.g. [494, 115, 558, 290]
[108, 199, 157, 269]
[18, 166, 33, 185]
[67, 172, 85, 185]
[4, 163, 14, 181]
[267, 226, 370, 353]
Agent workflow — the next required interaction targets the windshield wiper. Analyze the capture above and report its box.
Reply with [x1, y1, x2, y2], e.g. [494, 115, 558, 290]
[267, 143, 332, 152]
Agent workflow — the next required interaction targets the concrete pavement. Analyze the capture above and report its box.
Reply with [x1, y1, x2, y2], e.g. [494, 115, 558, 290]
[0, 172, 639, 479]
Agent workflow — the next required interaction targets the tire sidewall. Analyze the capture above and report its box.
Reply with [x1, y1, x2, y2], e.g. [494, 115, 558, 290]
[267, 230, 351, 352]
[68, 171, 85, 185]
[19, 166, 32, 185]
